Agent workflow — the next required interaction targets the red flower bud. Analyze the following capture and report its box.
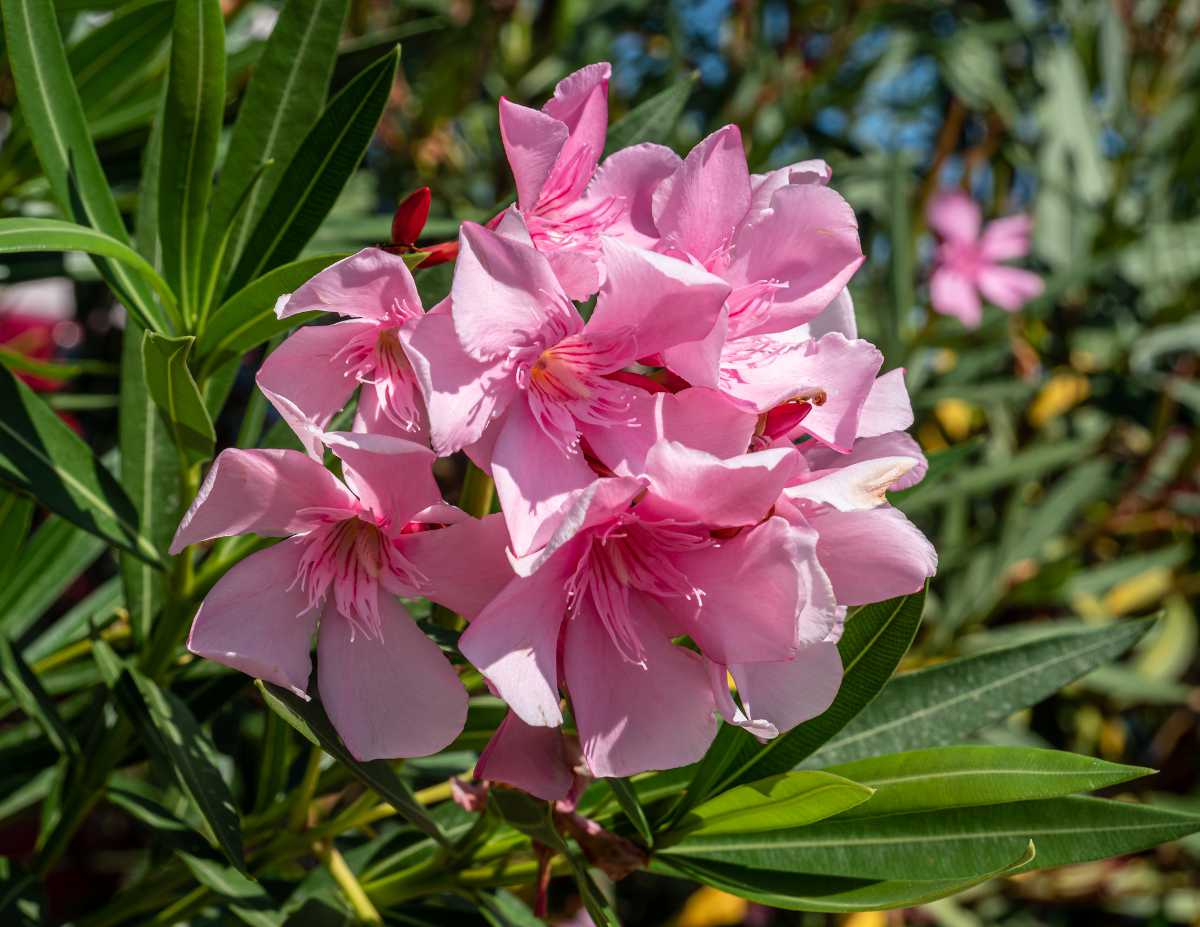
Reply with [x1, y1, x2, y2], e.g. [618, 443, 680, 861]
[391, 186, 431, 246]
[414, 239, 460, 267]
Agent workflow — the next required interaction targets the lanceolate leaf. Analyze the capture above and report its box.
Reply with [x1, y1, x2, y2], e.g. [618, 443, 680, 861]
[651, 842, 1035, 913]
[806, 618, 1153, 768]
[258, 680, 450, 848]
[0, 636, 79, 756]
[711, 590, 925, 798]
[604, 74, 697, 155]
[661, 795, 1200, 881]
[225, 46, 400, 295]
[158, 0, 225, 319]
[119, 323, 182, 645]
[677, 771, 872, 837]
[0, 0, 167, 330]
[203, 0, 351, 287]
[0, 490, 34, 587]
[0, 517, 105, 642]
[0, 367, 163, 566]
[0, 219, 175, 332]
[194, 252, 349, 378]
[825, 746, 1151, 819]
[140, 333, 216, 466]
[178, 853, 284, 927]
[607, 777, 654, 845]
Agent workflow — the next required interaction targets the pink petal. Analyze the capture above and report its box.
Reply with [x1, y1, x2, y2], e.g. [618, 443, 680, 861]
[450, 222, 578, 361]
[187, 540, 316, 696]
[476, 710, 575, 801]
[392, 514, 513, 620]
[806, 506, 937, 606]
[318, 596, 468, 760]
[804, 287, 858, 340]
[926, 191, 982, 244]
[563, 601, 717, 777]
[401, 311, 520, 455]
[274, 248, 422, 322]
[662, 307, 728, 389]
[586, 143, 681, 248]
[545, 249, 602, 302]
[499, 98, 569, 210]
[730, 641, 843, 734]
[930, 266, 983, 327]
[726, 184, 864, 334]
[803, 432, 928, 492]
[256, 320, 364, 458]
[492, 397, 596, 557]
[652, 125, 751, 263]
[747, 159, 832, 216]
[170, 448, 355, 553]
[786, 456, 921, 511]
[588, 238, 730, 358]
[977, 265, 1044, 311]
[354, 383, 430, 447]
[323, 431, 442, 526]
[663, 516, 838, 665]
[458, 563, 572, 727]
[707, 661, 778, 740]
[856, 368, 914, 438]
[979, 214, 1033, 262]
[540, 62, 611, 203]
[640, 441, 795, 528]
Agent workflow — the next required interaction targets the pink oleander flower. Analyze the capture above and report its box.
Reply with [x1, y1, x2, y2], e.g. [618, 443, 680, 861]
[927, 191, 1044, 328]
[404, 217, 729, 554]
[458, 425, 845, 781]
[256, 248, 431, 460]
[498, 62, 620, 299]
[171, 433, 511, 760]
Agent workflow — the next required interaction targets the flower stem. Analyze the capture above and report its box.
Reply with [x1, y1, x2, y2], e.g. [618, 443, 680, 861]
[321, 844, 383, 924]
[459, 462, 494, 517]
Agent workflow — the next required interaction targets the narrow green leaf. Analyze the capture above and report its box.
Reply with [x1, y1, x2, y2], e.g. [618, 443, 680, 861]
[103, 652, 244, 871]
[479, 889, 546, 927]
[0, 219, 175, 331]
[651, 841, 1036, 913]
[24, 576, 122, 664]
[203, 0, 350, 287]
[158, 0, 225, 319]
[0, 766, 57, 823]
[194, 252, 349, 378]
[178, 853, 284, 927]
[0, 368, 162, 566]
[0, 516, 104, 642]
[678, 771, 872, 838]
[258, 679, 450, 848]
[119, 322, 181, 645]
[708, 589, 926, 798]
[0, 0, 167, 329]
[826, 746, 1152, 819]
[604, 73, 696, 154]
[140, 333, 216, 466]
[252, 708, 292, 814]
[0, 489, 35, 587]
[607, 777, 653, 845]
[807, 618, 1154, 767]
[225, 46, 400, 294]
[0, 636, 78, 756]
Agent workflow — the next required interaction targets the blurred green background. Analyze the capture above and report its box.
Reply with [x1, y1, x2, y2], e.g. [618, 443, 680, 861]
[1, 0, 1197, 924]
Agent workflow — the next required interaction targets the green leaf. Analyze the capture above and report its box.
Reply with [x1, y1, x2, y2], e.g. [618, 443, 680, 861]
[0, 636, 78, 756]
[102, 649, 244, 871]
[479, 889, 546, 927]
[157, 0, 225, 319]
[0, 490, 34, 586]
[0, 368, 163, 566]
[703, 589, 925, 799]
[807, 618, 1153, 767]
[194, 252, 349, 378]
[0, 219, 176, 332]
[24, 576, 122, 664]
[607, 777, 653, 845]
[825, 746, 1152, 819]
[225, 46, 401, 295]
[678, 771, 873, 837]
[203, 0, 350, 289]
[0, 517, 105, 641]
[140, 333, 216, 466]
[668, 796, 1195, 881]
[0, 0, 168, 330]
[257, 679, 450, 848]
[119, 322, 182, 645]
[604, 73, 696, 154]
[178, 853, 284, 927]
[651, 841, 1035, 913]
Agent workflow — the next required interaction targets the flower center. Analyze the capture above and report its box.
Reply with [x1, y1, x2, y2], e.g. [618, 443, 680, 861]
[331, 325, 422, 432]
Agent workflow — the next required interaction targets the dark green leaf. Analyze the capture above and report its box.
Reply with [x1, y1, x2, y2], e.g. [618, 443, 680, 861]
[23, 577, 122, 664]
[0, 515, 104, 640]
[479, 889, 545, 927]
[0, 636, 78, 756]
[178, 852, 284, 927]
[140, 333, 216, 466]
[807, 618, 1153, 767]
[605, 74, 696, 154]
[676, 771, 872, 838]
[0, 368, 161, 565]
[225, 46, 400, 294]
[607, 777, 653, 845]
[0, 490, 34, 587]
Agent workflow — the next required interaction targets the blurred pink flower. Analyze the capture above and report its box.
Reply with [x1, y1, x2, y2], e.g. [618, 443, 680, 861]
[927, 191, 1044, 327]
[0, 278, 80, 392]
[172, 433, 511, 760]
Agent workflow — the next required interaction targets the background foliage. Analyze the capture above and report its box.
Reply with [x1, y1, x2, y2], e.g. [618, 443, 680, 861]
[0, 0, 1197, 925]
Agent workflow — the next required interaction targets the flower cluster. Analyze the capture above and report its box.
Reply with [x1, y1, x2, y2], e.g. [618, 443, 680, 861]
[176, 63, 937, 796]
